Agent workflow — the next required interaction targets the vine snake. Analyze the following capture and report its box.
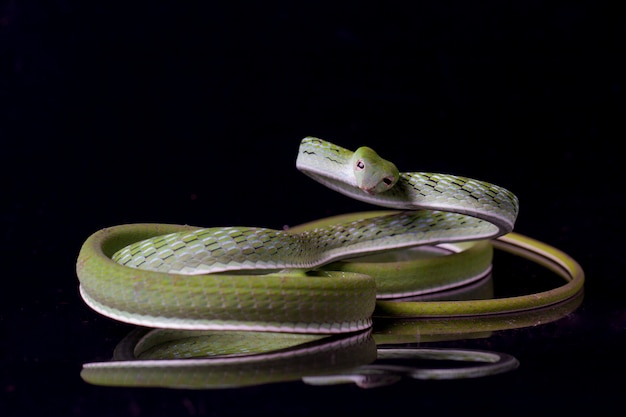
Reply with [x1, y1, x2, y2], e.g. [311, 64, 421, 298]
[76, 137, 519, 333]
[81, 235, 585, 389]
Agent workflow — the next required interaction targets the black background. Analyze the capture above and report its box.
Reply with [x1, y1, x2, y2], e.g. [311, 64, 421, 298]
[1, 1, 624, 416]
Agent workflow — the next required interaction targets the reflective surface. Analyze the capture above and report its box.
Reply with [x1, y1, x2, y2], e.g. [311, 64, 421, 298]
[78, 237, 582, 390]
[2, 2, 621, 416]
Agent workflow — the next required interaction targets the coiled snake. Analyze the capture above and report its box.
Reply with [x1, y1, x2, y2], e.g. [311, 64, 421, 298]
[76, 138, 519, 333]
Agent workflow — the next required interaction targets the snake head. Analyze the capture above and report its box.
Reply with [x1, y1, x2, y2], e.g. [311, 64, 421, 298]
[352, 146, 400, 194]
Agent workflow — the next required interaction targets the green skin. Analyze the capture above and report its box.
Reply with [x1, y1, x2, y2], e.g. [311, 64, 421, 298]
[351, 146, 399, 194]
[76, 137, 525, 334]
[81, 231, 584, 389]
[78, 138, 585, 386]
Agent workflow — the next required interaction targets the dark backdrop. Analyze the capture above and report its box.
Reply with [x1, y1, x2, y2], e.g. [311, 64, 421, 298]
[1, 1, 624, 416]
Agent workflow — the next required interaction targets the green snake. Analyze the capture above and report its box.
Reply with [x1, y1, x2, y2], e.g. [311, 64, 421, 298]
[76, 137, 519, 333]
[81, 233, 585, 389]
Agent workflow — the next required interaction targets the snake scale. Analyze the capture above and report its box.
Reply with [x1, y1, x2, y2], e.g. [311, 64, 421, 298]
[76, 137, 519, 333]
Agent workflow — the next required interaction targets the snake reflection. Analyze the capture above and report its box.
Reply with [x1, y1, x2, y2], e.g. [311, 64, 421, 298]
[81, 290, 582, 389]
[77, 138, 584, 389]
[81, 232, 584, 389]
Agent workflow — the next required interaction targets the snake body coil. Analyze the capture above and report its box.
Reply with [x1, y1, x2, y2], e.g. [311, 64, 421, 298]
[76, 138, 519, 333]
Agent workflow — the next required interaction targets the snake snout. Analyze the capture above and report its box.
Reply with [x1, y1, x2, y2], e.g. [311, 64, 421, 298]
[361, 176, 396, 195]
[360, 185, 376, 195]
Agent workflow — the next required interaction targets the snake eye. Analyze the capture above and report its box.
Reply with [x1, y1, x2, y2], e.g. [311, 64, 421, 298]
[356, 160, 365, 170]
